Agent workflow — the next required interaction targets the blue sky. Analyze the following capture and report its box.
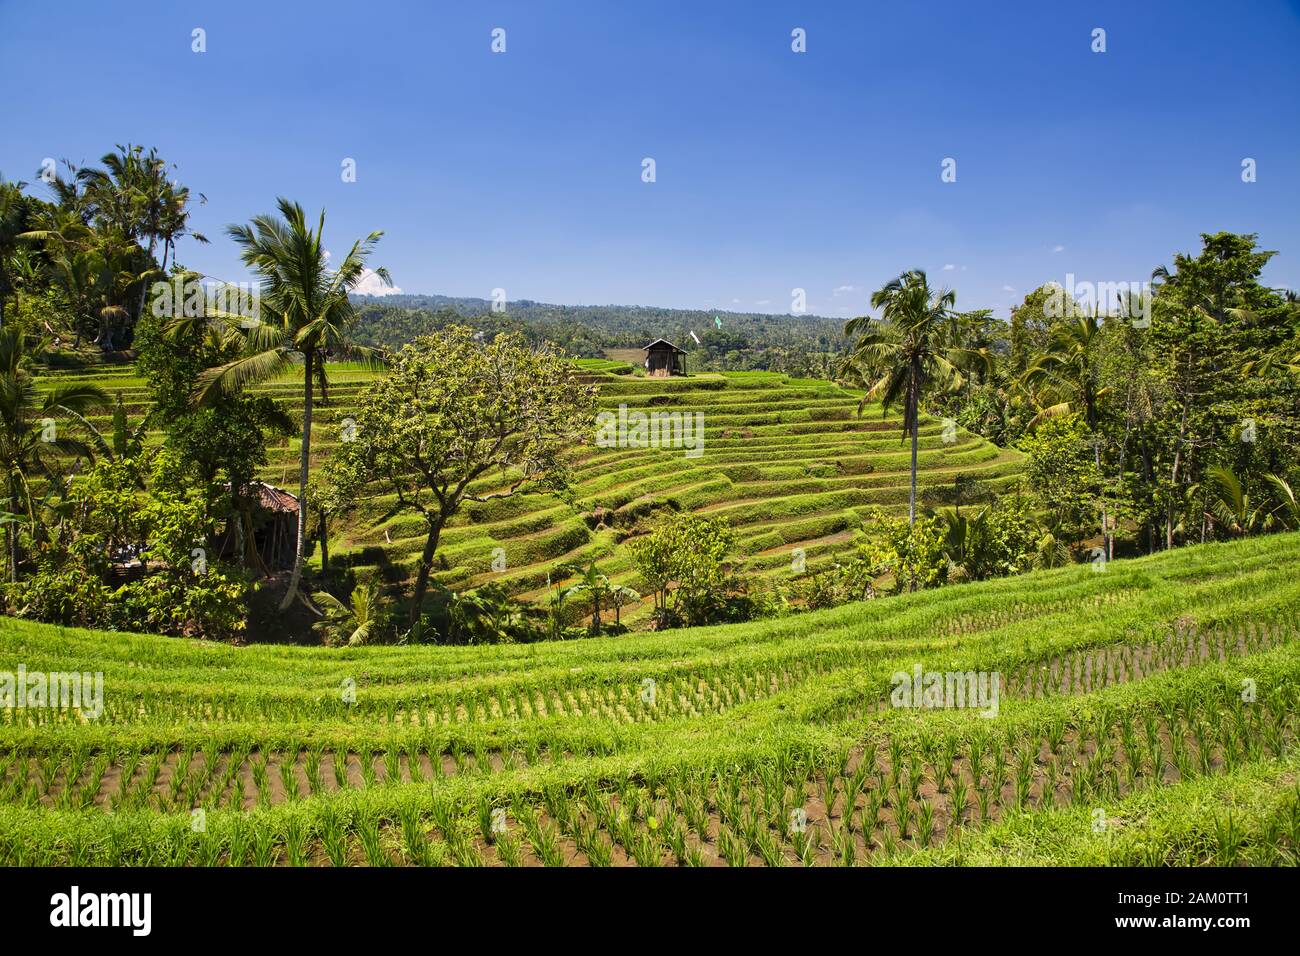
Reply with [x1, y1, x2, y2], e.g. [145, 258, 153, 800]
[3, 0, 1298, 318]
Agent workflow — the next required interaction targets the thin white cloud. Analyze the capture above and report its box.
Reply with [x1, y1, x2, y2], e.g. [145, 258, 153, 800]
[353, 268, 402, 296]
[1052, 244, 1065, 253]
[832, 285, 856, 295]
[942, 264, 956, 271]
[1002, 285, 1016, 293]
[755, 299, 770, 306]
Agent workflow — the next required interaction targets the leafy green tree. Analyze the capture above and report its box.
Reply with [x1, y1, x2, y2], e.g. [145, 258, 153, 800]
[0, 175, 35, 329]
[4, 449, 245, 639]
[967, 494, 1039, 579]
[1008, 285, 1057, 377]
[629, 512, 737, 627]
[1148, 232, 1289, 548]
[197, 199, 387, 608]
[135, 303, 293, 567]
[1097, 313, 1165, 554]
[860, 508, 946, 593]
[1022, 311, 1113, 549]
[325, 327, 597, 623]
[1019, 413, 1100, 545]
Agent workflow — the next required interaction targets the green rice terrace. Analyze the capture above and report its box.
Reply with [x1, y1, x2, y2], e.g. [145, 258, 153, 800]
[2, 532, 1299, 866]
[36, 359, 1024, 627]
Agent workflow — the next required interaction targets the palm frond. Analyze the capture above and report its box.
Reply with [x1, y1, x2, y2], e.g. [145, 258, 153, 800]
[193, 347, 290, 405]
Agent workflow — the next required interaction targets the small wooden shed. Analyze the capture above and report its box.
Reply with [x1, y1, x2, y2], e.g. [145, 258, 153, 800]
[643, 338, 686, 376]
[214, 481, 300, 572]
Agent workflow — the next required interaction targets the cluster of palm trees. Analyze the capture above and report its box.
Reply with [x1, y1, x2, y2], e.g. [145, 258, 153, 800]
[3, 147, 390, 610]
[8, 145, 206, 348]
[839, 269, 1300, 556]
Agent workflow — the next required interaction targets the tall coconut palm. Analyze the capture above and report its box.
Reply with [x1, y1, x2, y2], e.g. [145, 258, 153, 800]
[156, 180, 207, 275]
[0, 327, 108, 579]
[196, 199, 387, 609]
[841, 270, 976, 525]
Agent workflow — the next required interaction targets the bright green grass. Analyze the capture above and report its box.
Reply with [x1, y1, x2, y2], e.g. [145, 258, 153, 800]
[1, 532, 1298, 865]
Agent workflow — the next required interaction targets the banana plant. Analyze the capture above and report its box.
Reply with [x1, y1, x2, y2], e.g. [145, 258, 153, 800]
[544, 571, 568, 640]
[560, 560, 612, 635]
[606, 584, 641, 628]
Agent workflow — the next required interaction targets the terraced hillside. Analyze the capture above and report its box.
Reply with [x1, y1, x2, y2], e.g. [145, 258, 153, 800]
[3, 533, 1299, 865]
[37, 360, 1023, 625]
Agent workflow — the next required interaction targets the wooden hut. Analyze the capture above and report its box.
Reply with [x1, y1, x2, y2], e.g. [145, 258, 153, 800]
[643, 338, 686, 376]
[214, 481, 299, 572]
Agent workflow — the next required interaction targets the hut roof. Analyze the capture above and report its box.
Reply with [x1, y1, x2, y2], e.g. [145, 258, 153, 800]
[240, 481, 299, 514]
[643, 338, 686, 354]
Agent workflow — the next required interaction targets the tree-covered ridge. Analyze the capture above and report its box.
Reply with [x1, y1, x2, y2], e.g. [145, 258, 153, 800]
[350, 293, 849, 377]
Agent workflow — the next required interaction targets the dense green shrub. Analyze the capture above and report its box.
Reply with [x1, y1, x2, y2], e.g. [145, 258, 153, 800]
[2, 450, 248, 640]
[630, 512, 740, 627]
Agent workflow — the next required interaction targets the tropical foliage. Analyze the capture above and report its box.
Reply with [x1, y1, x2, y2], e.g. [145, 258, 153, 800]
[0, 145, 1297, 647]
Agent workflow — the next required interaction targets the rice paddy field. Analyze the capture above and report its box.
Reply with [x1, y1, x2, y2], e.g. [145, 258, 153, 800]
[3, 531, 1300, 866]
[36, 359, 1024, 624]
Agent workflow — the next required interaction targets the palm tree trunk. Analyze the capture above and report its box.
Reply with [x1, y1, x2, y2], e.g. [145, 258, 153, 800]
[135, 237, 158, 321]
[908, 387, 919, 527]
[1094, 437, 1108, 557]
[1167, 444, 1183, 551]
[8, 473, 25, 582]
[230, 486, 244, 567]
[279, 350, 313, 610]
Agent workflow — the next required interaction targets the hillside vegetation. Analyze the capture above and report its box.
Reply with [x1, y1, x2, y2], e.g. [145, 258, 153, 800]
[2, 532, 1298, 866]
[36, 360, 1022, 627]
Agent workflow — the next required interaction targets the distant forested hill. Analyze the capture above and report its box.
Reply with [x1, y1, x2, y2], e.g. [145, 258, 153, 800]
[350, 293, 850, 376]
